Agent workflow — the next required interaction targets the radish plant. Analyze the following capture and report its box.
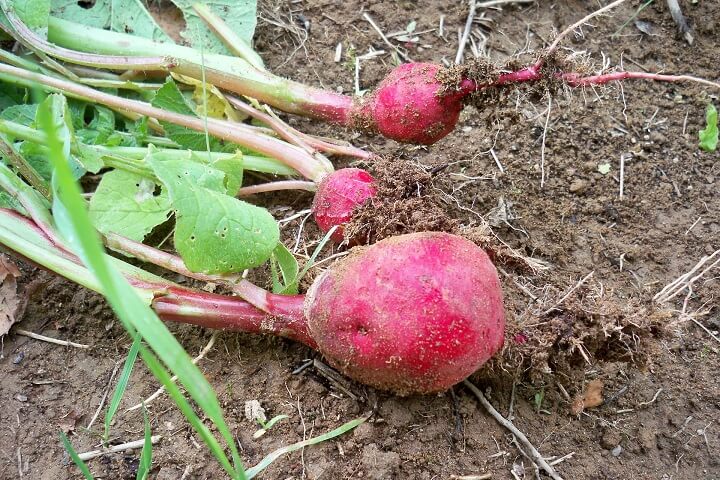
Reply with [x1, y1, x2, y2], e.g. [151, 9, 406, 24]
[3, 0, 718, 145]
[0, 63, 379, 243]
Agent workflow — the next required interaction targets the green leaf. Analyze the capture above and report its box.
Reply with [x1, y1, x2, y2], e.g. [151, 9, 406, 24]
[699, 103, 718, 152]
[89, 169, 171, 242]
[77, 106, 116, 145]
[271, 242, 298, 294]
[0, 190, 25, 212]
[60, 432, 94, 479]
[0, 85, 27, 111]
[597, 163, 611, 175]
[151, 79, 229, 152]
[0, 104, 37, 126]
[104, 332, 142, 442]
[137, 406, 153, 480]
[11, 0, 50, 36]
[208, 152, 244, 196]
[169, 0, 257, 54]
[50, 0, 172, 43]
[146, 152, 279, 274]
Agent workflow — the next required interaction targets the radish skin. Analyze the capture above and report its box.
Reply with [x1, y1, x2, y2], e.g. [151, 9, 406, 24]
[312, 168, 376, 242]
[305, 232, 505, 394]
[349, 63, 468, 145]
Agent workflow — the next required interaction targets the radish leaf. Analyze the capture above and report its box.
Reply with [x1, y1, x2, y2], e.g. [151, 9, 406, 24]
[89, 169, 171, 242]
[50, 0, 172, 43]
[151, 79, 232, 152]
[146, 151, 278, 274]
[699, 104, 718, 152]
[169, 0, 257, 55]
[11, 0, 50, 36]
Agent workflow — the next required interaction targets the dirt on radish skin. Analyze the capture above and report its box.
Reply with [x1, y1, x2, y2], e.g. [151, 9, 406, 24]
[349, 63, 471, 145]
[344, 156, 457, 244]
[305, 232, 505, 395]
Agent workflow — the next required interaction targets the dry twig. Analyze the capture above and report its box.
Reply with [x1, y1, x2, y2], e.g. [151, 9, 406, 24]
[464, 380, 564, 480]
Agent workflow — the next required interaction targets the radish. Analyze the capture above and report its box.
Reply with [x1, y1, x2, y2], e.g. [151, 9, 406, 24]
[349, 63, 470, 145]
[0, 208, 505, 394]
[311, 168, 377, 243]
[149, 231, 505, 394]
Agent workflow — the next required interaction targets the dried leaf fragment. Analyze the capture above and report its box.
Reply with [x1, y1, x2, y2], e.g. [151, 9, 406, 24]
[571, 379, 604, 415]
[0, 254, 21, 337]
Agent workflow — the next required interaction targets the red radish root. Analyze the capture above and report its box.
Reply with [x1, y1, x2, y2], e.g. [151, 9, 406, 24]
[312, 168, 376, 242]
[305, 232, 505, 394]
[349, 63, 471, 145]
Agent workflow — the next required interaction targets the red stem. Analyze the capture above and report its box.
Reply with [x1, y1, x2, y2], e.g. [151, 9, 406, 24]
[150, 285, 315, 348]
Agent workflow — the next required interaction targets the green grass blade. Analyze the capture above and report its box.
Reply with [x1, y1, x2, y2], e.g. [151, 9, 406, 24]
[36, 98, 245, 479]
[245, 416, 367, 479]
[138, 345, 236, 476]
[104, 332, 142, 443]
[59, 432, 94, 480]
[296, 226, 338, 284]
[136, 406, 153, 480]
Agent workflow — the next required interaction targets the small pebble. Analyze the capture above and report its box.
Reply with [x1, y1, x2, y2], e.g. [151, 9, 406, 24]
[569, 179, 589, 194]
[13, 352, 24, 365]
[15, 393, 28, 402]
[612, 445, 623, 457]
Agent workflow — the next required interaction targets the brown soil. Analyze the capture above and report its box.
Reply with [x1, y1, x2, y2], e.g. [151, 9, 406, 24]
[2, 1, 720, 479]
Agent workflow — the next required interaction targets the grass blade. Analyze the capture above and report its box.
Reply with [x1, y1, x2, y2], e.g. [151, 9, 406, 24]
[59, 432, 94, 480]
[136, 406, 153, 480]
[104, 332, 142, 443]
[245, 416, 367, 479]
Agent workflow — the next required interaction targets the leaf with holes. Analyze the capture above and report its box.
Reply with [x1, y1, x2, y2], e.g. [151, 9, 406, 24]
[146, 150, 278, 274]
[51, 0, 172, 42]
[89, 169, 172, 242]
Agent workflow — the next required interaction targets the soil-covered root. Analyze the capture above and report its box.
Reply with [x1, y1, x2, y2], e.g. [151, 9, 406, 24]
[489, 287, 670, 382]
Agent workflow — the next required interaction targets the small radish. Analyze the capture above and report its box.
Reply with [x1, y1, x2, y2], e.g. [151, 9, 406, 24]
[311, 168, 376, 242]
[348, 63, 470, 145]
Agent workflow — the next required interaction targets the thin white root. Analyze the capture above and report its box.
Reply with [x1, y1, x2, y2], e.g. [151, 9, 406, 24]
[126, 332, 218, 412]
[78, 435, 162, 461]
[464, 380, 564, 480]
[543, 271, 594, 315]
[654, 249, 720, 304]
[14, 329, 89, 349]
[456, 0, 477, 64]
[547, 0, 628, 54]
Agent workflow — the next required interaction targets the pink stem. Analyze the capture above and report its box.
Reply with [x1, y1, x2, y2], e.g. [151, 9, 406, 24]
[227, 95, 372, 160]
[150, 285, 315, 348]
[0, 63, 331, 182]
[562, 71, 720, 89]
[237, 180, 316, 196]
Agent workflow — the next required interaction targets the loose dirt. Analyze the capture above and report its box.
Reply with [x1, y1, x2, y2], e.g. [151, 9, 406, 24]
[1, 1, 718, 479]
